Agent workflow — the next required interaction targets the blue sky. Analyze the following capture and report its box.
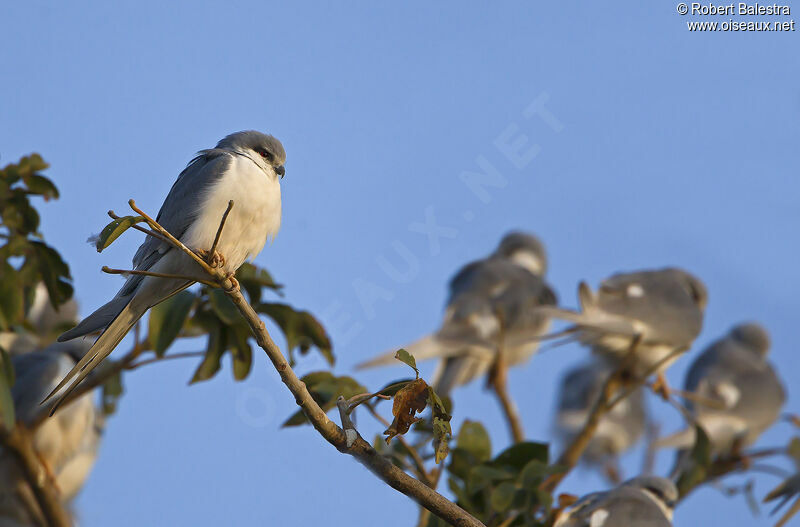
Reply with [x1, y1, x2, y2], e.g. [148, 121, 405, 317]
[1, 2, 798, 525]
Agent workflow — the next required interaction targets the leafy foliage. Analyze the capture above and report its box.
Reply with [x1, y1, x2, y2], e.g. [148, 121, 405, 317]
[282, 372, 367, 426]
[0, 154, 72, 330]
[447, 438, 558, 526]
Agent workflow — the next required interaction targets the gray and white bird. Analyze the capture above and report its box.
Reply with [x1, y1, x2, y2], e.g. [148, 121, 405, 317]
[555, 358, 646, 480]
[554, 476, 677, 527]
[0, 343, 102, 525]
[46, 131, 286, 413]
[655, 322, 785, 454]
[539, 268, 707, 393]
[357, 232, 557, 395]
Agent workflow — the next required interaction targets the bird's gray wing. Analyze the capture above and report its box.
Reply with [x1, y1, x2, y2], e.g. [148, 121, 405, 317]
[595, 268, 704, 347]
[11, 352, 66, 424]
[125, 149, 232, 294]
[566, 487, 671, 527]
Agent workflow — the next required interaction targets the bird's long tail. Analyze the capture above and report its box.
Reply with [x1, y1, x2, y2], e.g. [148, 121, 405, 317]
[431, 353, 490, 396]
[355, 334, 463, 370]
[535, 282, 640, 338]
[652, 427, 696, 450]
[42, 302, 144, 414]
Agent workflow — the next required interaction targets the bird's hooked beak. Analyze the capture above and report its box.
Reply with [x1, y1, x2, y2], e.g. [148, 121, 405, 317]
[276, 165, 285, 178]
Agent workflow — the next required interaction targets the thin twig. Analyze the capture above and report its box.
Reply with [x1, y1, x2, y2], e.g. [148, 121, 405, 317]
[128, 200, 217, 276]
[102, 266, 218, 288]
[337, 396, 359, 448]
[208, 200, 234, 263]
[489, 318, 525, 444]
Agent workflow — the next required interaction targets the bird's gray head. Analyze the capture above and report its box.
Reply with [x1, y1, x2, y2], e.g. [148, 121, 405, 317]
[624, 476, 678, 509]
[492, 231, 547, 275]
[730, 322, 770, 356]
[216, 130, 286, 178]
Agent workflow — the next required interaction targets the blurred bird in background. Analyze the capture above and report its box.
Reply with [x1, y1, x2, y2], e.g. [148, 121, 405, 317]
[554, 357, 647, 483]
[554, 476, 677, 527]
[357, 232, 557, 396]
[539, 268, 707, 398]
[0, 287, 103, 526]
[655, 323, 785, 470]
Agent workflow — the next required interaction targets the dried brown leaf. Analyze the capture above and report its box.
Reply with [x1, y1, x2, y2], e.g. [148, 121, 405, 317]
[383, 378, 428, 443]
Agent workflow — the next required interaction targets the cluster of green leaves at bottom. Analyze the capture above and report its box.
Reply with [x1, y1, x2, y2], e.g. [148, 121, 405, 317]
[439, 420, 563, 527]
[0, 154, 73, 331]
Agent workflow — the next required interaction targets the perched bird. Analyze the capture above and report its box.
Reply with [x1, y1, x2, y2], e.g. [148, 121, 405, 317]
[0, 343, 102, 524]
[539, 268, 707, 395]
[48, 131, 286, 412]
[554, 476, 677, 527]
[655, 323, 785, 455]
[357, 232, 556, 395]
[555, 358, 646, 481]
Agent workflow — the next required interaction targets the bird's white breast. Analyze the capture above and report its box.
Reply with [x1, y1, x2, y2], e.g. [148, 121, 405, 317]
[183, 154, 281, 272]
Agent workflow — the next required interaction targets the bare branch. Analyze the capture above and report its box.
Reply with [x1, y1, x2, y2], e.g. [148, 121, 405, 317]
[365, 402, 432, 487]
[222, 283, 483, 526]
[208, 200, 234, 262]
[337, 396, 358, 448]
[541, 335, 646, 493]
[128, 199, 218, 277]
[489, 318, 525, 443]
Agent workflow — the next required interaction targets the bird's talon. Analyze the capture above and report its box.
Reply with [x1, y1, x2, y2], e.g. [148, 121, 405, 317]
[223, 275, 239, 292]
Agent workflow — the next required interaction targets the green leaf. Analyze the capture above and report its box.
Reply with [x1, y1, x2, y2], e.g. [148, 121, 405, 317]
[676, 425, 712, 496]
[457, 420, 492, 462]
[148, 290, 195, 356]
[209, 289, 241, 325]
[518, 460, 549, 489]
[94, 215, 145, 252]
[102, 371, 124, 416]
[0, 263, 23, 330]
[257, 302, 333, 366]
[375, 378, 415, 398]
[0, 379, 14, 431]
[468, 465, 515, 494]
[30, 241, 73, 308]
[190, 323, 226, 384]
[22, 174, 59, 200]
[492, 442, 549, 472]
[282, 372, 366, 427]
[448, 477, 477, 511]
[236, 263, 283, 302]
[489, 481, 518, 513]
[394, 348, 418, 377]
[0, 346, 14, 386]
[228, 323, 253, 381]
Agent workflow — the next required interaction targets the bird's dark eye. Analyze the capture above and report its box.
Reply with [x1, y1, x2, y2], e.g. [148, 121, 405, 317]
[257, 148, 273, 162]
